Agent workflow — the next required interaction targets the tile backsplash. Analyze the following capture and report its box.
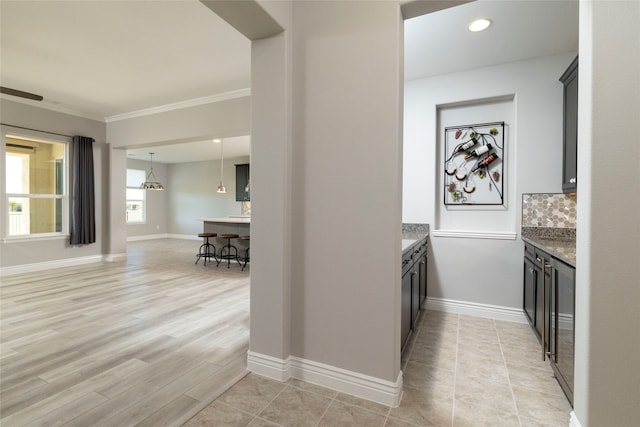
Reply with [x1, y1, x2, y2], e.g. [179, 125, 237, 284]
[522, 193, 577, 228]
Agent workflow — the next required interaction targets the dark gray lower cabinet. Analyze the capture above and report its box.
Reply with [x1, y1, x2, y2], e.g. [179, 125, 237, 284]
[523, 242, 575, 406]
[550, 258, 575, 404]
[401, 237, 428, 354]
[418, 241, 428, 309]
[400, 262, 413, 350]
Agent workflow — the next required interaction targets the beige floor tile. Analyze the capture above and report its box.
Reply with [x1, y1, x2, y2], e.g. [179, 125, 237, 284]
[456, 343, 504, 364]
[458, 315, 494, 328]
[423, 310, 459, 323]
[287, 378, 338, 398]
[456, 355, 510, 384]
[389, 385, 453, 427]
[408, 343, 457, 371]
[334, 392, 391, 416]
[454, 374, 517, 414]
[247, 417, 283, 427]
[258, 385, 332, 427]
[512, 386, 572, 425]
[218, 374, 287, 415]
[453, 399, 520, 427]
[519, 413, 571, 427]
[384, 416, 425, 427]
[457, 330, 501, 348]
[317, 400, 387, 427]
[497, 330, 540, 349]
[508, 365, 566, 396]
[182, 401, 254, 427]
[501, 344, 553, 372]
[403, 360, 455, 391]
[417, 331, 458, 347]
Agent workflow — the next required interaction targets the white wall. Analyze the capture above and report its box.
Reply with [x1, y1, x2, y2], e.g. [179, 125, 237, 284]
[0, 99, 108, 270]
[404, 52, 576, 310]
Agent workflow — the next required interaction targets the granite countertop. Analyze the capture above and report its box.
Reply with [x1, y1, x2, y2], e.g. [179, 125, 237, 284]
[521, 227, 576, 267]
[402, 223, 430, 254]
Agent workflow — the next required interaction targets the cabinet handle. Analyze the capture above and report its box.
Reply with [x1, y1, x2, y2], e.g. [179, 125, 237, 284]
[541, 257, 547, 361]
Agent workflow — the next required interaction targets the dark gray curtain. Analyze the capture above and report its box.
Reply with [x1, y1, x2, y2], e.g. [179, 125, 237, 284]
[70, 136, 96, 245]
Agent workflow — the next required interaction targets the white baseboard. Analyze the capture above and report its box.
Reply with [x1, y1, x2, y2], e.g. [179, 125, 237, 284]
[126, 234, 169, 242]
[0, 255, 104, 277]
[104, 253, 127, 262]
[126, 234, 200, 242]
[569, 411, 582, 427]
[167, 234, 201, 241]
[247, 351, 403, 407]
[426, 297, 528, 323]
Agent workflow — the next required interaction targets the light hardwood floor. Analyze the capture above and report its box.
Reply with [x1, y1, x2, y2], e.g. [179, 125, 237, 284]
[0, 238, 250, 427]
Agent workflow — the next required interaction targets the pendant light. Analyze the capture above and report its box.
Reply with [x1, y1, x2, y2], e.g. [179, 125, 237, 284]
[140, 152, 164, 190]
[216, 139, 227, 193]
[244, 167, 250, 193]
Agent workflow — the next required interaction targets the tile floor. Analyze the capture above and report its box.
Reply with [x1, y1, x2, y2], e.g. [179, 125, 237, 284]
[184, 310, 572, 427]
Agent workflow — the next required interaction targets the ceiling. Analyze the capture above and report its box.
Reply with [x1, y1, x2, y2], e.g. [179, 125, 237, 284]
[0, 0, 578, 164]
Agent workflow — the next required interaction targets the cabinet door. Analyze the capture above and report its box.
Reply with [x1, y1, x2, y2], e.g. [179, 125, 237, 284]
[401, 268, 412, 351]
[535, 254, 552, 354]
[551, 259, 575, 401]
[561, 56, 578, 193]
[235, 164, 250, 201]
[523, 256, 537, 329]
[411, 266, 419, 328]
[418, 252, 427, 309]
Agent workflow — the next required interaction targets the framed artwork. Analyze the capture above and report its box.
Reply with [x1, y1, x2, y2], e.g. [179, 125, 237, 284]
[443, 121, 505, 206]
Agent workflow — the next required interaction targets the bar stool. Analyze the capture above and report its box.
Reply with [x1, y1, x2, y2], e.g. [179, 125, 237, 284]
[195, 232, 217, 265]
[238, 235, 250, 271]
[216, 233, 240, 268]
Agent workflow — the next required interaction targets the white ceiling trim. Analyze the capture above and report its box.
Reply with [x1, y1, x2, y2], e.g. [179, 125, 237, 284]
[105, 88, 252, 123]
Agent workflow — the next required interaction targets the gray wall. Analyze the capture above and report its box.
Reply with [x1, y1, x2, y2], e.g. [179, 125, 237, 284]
[167, 156, 250, 237]
[247, 1, 404, 385]
[573, 1, 640, 425]
[403, 53, 576, 310]
[126, 155, 250, 238]
[125, 157, 168, 237]
[0, 99, 108, 268]
[105, 95, 250, 256]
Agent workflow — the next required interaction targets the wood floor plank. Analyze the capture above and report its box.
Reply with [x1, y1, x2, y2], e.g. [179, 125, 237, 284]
[0, 238, 250, 426]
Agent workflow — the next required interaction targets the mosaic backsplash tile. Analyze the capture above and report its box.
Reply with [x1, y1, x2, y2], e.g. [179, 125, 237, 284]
[522, 193, 577, 228]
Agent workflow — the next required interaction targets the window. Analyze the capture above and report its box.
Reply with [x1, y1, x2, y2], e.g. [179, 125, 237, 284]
[126, 169, 146, 223]
[3, 133, 68, 238]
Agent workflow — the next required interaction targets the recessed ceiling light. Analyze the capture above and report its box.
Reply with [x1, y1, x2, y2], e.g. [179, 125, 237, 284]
[468, 18, 492, 32]
[213, 138, 222, 143]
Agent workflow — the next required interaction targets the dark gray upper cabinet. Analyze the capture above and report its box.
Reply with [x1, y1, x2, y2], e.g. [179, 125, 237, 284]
[235, 163, 250, 201]
[560, 56, 578, 193]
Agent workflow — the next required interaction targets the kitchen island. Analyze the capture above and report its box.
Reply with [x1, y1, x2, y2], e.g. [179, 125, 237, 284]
[201, 217, 250, 237]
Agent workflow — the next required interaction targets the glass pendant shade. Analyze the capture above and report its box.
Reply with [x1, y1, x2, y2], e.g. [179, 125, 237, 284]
[140, 152, 164, 190]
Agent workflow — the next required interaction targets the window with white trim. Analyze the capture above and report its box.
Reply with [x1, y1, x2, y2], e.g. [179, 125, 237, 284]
[126, 169, 146, 223]
[3, 133, 68, 238]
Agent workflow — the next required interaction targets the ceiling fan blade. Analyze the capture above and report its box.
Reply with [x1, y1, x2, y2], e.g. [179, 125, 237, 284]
[0, 86, 43, 101]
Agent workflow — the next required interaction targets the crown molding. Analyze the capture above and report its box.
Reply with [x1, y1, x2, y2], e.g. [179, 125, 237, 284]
[105, 88, 251, 123]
